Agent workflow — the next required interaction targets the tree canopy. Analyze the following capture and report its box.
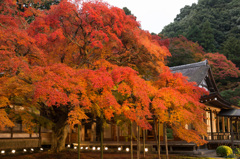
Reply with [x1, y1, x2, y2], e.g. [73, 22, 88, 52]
[0, 0, 208, 152]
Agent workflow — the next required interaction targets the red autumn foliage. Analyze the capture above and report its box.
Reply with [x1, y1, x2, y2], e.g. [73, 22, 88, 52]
[152, 67, 208, 145]
[0, 0, 208, 151]
[204, 53, 240, 80]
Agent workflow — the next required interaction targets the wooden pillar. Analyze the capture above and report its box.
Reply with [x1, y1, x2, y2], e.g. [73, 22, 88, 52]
[116, 125, 119, 142]
[222, 117, 225, 132]
[20, 122, 23, 132]
[81, 125, 85, 141]
[227, 117, 231, 132]
[10, 127, 13, 138]
[216, 115, 219, 139]
[236, 118, 239, 139]
[111, 125, 115, 141]
[91, 123, 96, 141]
[221, 117, 225, 139]
[230, 117, 234, 148]
[210, 110, 214, 140]
[216, 115, 220, 132]
[216, 114, 221, 139]
[39, 125, 42, 147]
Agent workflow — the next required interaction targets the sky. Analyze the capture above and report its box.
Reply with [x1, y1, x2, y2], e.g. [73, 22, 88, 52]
[103, 0, 198, 34]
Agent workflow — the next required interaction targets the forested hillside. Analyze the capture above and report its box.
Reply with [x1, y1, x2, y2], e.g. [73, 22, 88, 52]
[161, 0, 240, 67]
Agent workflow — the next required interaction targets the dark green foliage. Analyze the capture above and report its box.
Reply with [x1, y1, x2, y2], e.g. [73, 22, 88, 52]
[233, 148, 240, 155]
[167, 128, 173, 139]
[200, 20, 216, 52]
[123, 7, 132, 15]
[166, 36, 204, 67]
[222, 36, 240, 67]
[216, 145, 233, 157]
[161, 0, 240, 66]
[186, 25, 203, 43]
[220, 85, 240, 106]
[225, 154, 236, 158]
[122, 7, 136, 21]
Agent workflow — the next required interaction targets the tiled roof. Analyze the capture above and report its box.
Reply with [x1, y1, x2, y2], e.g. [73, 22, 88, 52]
[170, 60, 209, 85]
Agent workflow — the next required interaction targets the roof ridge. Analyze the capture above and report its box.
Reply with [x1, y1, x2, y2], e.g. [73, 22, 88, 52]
[170, 59, 208, 71]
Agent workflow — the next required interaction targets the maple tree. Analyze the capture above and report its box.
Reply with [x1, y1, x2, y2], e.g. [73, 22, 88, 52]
[204, 53, 240, 80]
[152, 67, 208, 146]
[166, 36, 205, 67]
[0, 0, 208, 154]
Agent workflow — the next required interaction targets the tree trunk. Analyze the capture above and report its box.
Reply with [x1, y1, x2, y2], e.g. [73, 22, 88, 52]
[78, 124, 81, 159]
[164, 123, 169, 159]
[158, 120, 161, 159]
[143, 129, 145, 158]
[100, 115, 104, 159]
[130, 121, 133, 159]
[137, 125, 140, 159]
[51, 121, 68, 153]
[154, 117, 161, 159]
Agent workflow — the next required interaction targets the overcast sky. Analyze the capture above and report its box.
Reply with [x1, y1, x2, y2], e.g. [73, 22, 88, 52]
[103, 0, 198, 34]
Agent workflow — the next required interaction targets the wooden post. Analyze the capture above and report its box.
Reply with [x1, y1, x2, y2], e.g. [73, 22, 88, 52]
[209, 110, 214, 140]
[222, 117, 225, 132]
[222, 117, 225, 139]
[216, 115, 219, 139]
[227, 117, 231, 139]
[10, 127, 13, 138]
[227, 117, 231, 132]
[230, 117, 234, 148]
[91, 123, 96, 142]
[216, 116, 220, 132]
[39, 125, 42, 147]
[236, 118, 239, 139]
[116, 125, 119, 142]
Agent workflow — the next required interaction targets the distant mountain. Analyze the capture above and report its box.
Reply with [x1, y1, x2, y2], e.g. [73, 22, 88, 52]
[161, 0, 240, 67]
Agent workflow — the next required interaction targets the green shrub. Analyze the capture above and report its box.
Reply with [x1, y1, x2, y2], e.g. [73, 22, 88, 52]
[216, 145, 233, 157]
[225, 154, 236, 158]
[233, 148, 240, 155]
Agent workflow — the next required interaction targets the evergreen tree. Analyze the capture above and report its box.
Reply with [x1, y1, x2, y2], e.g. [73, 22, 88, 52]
[222, 36, 240, 67]
[123, 7, 132, 15]
[186, 25, 203, 43]
[200, 20, 216, 52]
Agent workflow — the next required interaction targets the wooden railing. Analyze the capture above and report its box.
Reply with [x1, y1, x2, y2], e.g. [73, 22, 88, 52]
[207, 132, 240, 140]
